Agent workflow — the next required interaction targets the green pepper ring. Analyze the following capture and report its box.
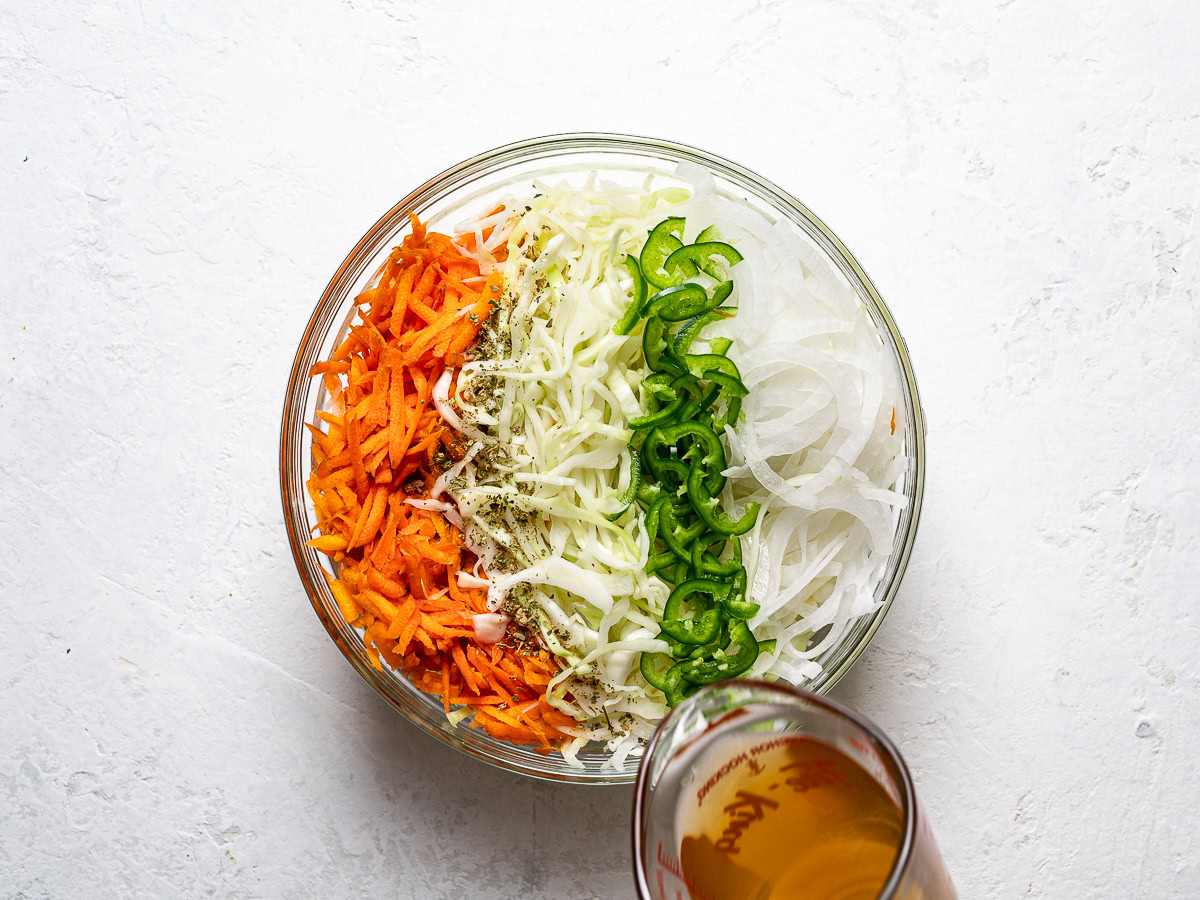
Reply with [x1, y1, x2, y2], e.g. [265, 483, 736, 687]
[678, 620, 759, 684]
[660, 578, 729, 644]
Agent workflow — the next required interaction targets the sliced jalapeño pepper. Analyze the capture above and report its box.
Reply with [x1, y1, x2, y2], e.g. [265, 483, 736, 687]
[643, 496, 666, 546]
[605, 449, 642, 521]
[720, 568, 760, 619]
[630, 399, 683, 431]
[640, 648, 675, 690]
[640, 218, 696, 289]
[642, 431, 692, 490]
[661, 578, 727, 644]
[664, 662, 701, 705]
[630, 222, 766, 672]
[687, 463, 760, 535]
[628, 425, 648, 455]
[642, 315, 687, 376]
[710, 280, 734, 306]
[664, 241, 744, 282]
[647, 550, 677, 576]
[684, 617, 731, 659]
[702, 370, 749, 399]
[655, 421, 727, 494]
[646, 284, 723, 322]
[629, 373, 696, 429]
[709, 336, 733, 356]
[712, 394, 743, 431]
[692, 225, 731, 280]
[637, 480, 666, 506]
[643, 371, 678, 401]
[613, 255, 649, 335]
[674, 309, 730, 358]
[659, 462, 692, 494]
[685, 352, 742, 382]
[665, 634, 693, 659]
[692, 533, 742, 578]
[676, 382, 722, 424]
[659, 501, 707, 561]
[643, 426, 684, 482]
[677, 620, 759, 684]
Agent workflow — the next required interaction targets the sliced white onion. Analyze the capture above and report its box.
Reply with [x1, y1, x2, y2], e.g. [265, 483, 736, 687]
[431, 439, 483, 499]
[456, 571, 490, 589]
[404, 498, 453, 512]
[432, 369, 488, 442]
[471, 613, 509, 644]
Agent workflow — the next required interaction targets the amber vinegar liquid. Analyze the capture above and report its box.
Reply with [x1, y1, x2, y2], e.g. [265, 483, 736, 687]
[677, 736, 904, 900]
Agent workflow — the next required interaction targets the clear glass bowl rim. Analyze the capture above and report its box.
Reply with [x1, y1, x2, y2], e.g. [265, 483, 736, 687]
[279, 132, 927, 785]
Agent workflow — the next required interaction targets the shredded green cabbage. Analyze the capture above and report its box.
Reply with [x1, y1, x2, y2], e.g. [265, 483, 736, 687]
[445, 177, 690, 764]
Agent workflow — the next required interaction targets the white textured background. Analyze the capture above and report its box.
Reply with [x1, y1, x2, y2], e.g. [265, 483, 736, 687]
[2, 1, 1198, 897]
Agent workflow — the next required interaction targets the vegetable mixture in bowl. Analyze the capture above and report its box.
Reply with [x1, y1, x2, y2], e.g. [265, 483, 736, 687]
[280, 135, 925, 783]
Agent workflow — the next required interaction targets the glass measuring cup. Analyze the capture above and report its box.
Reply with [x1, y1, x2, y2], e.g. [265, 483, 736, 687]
[632, 680, 956, 900]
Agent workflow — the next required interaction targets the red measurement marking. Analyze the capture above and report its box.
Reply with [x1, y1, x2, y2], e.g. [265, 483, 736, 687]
[714, 790, 780, 855]
[780, 757, 850, 793]
[695, 736, 810, 805]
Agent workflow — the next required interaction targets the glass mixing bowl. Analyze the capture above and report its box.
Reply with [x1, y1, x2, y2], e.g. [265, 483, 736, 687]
[279, 133, 926, 784]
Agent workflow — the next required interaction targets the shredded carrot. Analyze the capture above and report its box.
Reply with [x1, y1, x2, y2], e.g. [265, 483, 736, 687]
[305, 219, 564, 751]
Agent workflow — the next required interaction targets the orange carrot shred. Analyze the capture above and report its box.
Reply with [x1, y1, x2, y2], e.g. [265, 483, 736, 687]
[346, 416, 367, 502]
[440, 658, 452, 713]
[305, 217, 564, 751]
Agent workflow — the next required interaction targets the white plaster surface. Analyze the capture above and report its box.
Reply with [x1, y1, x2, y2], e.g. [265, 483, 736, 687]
[2, 0, 1199, 896]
